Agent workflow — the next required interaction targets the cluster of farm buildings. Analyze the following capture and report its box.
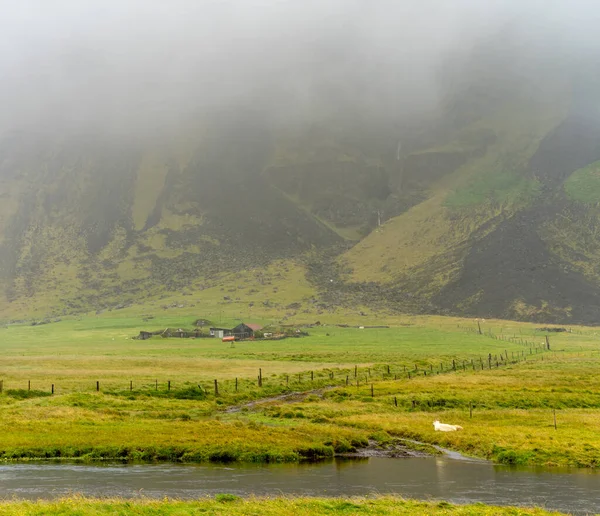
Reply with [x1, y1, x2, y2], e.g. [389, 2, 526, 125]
[136, 322, 302, 341]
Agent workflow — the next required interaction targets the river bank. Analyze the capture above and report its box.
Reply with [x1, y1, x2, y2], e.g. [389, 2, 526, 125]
[0, 496, 567, 516]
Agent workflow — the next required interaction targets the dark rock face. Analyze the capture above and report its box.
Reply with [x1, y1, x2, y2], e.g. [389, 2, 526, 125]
[435, 109, 600, 324]
[435, 204, 600, 323]
[529, 112, 600, 187]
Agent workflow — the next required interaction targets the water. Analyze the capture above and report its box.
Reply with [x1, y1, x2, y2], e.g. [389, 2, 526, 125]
[0, 457, 599, 515]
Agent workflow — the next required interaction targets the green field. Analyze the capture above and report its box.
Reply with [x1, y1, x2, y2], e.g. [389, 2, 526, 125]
[0, 496, 565, 516]
[1, 312, 599, 468]
[0, 314, 546, 392]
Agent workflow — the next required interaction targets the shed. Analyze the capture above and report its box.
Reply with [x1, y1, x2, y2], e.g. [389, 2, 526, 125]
[210, 327, 232, 339]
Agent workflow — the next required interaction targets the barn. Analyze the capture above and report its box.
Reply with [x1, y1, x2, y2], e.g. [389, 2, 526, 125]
[232, 323, 263, 339]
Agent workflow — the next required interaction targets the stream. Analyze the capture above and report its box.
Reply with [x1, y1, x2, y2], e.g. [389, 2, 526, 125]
[0, 457, 599, 514]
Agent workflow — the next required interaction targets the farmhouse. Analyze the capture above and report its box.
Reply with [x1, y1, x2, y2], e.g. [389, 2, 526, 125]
[232, 323, 263, 339]
[209, 323, 263, 339]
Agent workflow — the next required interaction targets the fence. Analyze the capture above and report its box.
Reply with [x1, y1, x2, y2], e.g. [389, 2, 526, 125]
[0, 344, 553, 397]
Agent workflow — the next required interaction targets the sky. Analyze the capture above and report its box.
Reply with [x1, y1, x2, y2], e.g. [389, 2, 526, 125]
[0, 0, 598, 138]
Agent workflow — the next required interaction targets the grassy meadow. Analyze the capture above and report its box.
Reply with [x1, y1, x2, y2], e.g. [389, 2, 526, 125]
[0, 496, 567, 516]
[0, 312, 600, 468]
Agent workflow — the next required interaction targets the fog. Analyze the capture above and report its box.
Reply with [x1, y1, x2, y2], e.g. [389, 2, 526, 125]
[0, 0, 599, 139]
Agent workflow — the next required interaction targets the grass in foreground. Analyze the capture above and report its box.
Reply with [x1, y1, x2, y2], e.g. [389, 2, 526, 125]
[0, 496, 567, 516]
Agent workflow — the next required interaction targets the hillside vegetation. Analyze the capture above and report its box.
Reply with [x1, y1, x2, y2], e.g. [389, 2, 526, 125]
[2, 73, 600, 324]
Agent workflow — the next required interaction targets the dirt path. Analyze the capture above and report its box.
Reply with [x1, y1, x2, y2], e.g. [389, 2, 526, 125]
[224, 387, 334, 413]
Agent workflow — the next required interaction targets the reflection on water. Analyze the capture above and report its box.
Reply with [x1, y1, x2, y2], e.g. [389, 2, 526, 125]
[0, 457, 598, 515]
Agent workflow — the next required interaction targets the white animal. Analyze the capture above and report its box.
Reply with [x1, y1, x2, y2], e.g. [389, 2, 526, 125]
[433, 420, 463, 432]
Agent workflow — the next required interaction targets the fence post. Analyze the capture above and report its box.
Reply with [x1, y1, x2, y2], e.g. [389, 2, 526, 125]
[258, 368, 262, 387]
[28, 380, 30, 391]
[311, 371, 314, 382]
[355, 365, 357, 377]
[394, 396, 398, 407]
[554, 408, 557, 430]
[0, 380, 3, 393]
[371, 384, 374, 397]
[130, 380, 133, 391]
[96, 381, 99, 392]
[346, 375, 349, 386]
[51, 384, 54, 395]
[235, 377, 238, 392]
[168, 380, 171, 391]
[214, 379, 219, 396]
[155, 379, 158, 391]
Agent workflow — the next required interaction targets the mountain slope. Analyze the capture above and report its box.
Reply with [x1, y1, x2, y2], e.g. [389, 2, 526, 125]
[3, 69, 600, 323]
[339, 93, 600, 323]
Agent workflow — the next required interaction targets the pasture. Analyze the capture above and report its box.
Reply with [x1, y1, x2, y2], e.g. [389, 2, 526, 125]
[0, 315, 547, 392]
[1, 312, 599, 468]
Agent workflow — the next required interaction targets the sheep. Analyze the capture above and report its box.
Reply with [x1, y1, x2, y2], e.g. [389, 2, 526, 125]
[433, 420, 463, 432]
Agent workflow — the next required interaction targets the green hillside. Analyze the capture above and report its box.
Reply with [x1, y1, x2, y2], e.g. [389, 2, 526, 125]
[2, 72, 600, 324]
[338, 92, 600, 323]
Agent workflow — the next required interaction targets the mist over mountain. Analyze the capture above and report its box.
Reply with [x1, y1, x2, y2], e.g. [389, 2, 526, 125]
[2, 1, 600, 323]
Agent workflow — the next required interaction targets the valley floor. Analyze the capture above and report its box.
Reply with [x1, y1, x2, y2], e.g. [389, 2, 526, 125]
[0, 313, 599, 514]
